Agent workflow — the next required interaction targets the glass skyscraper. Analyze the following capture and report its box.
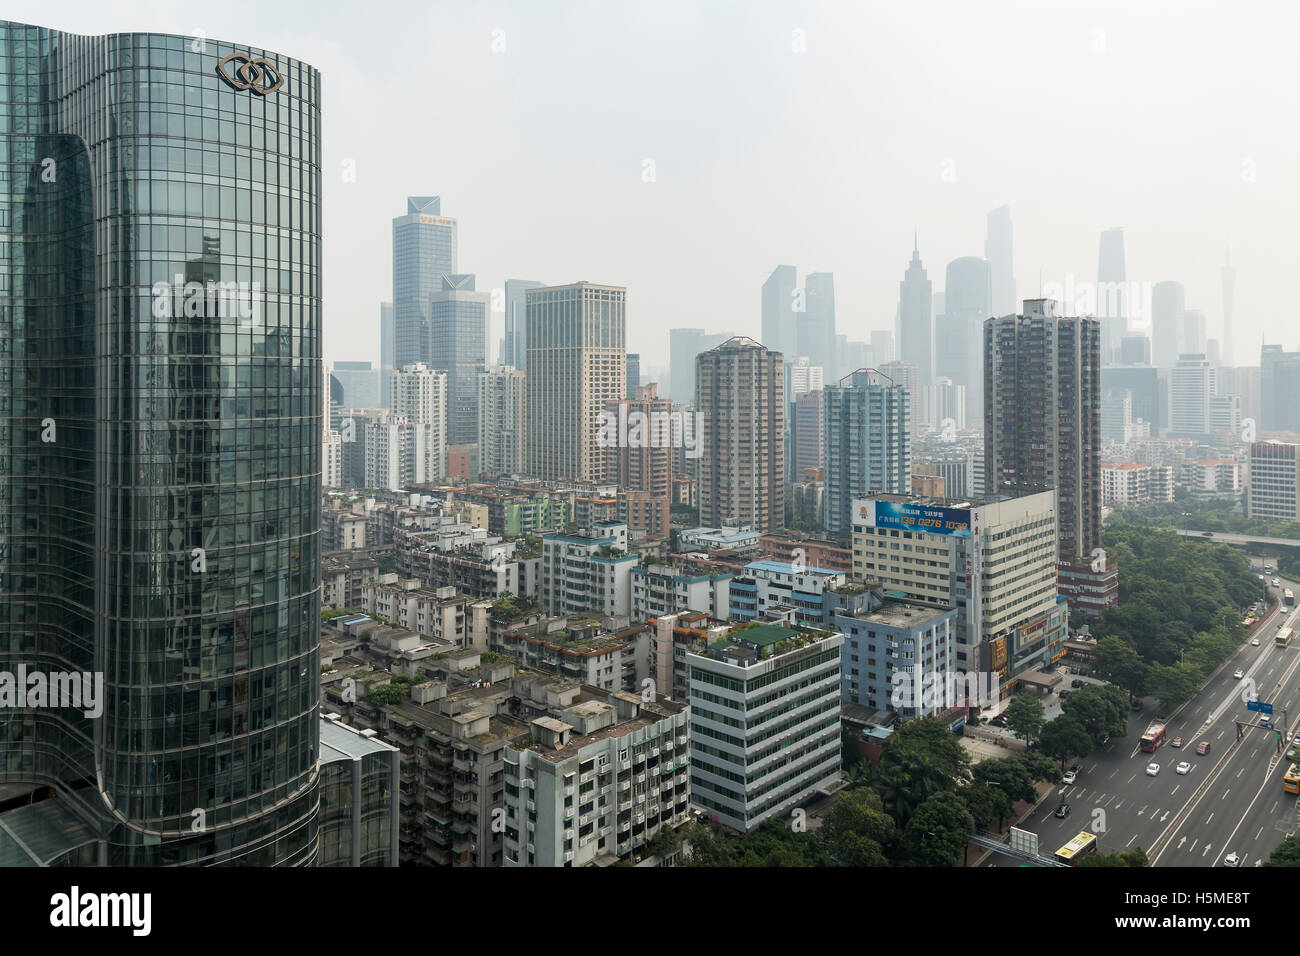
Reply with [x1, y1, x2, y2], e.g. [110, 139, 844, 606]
[392, 196, 456, 371]
[0, 21, 321, 865]
[429, 273, 487, 446]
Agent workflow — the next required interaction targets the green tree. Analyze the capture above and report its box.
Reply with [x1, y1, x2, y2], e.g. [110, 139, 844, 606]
[1038, 714, 1093, 770]
[1003, 692, 1046, 743]
[1090, 636, 1147, 699]
[1061, 684, 1129, 739]
[872, 716, 971, 825]
[821, 787, 894, 866]
[1080, 846, 1149, 867]
[1266, 835, 1300, 867]
[1145, 662, 1201, 713]
[903, 793, 974, 866]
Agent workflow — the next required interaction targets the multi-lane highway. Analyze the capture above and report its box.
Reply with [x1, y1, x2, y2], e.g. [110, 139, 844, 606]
[985, 567, 1300, 867]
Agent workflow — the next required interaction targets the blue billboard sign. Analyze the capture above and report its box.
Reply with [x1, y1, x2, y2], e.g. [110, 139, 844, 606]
[1247, 700, 1273, 714]
[855, 499, 972, 537]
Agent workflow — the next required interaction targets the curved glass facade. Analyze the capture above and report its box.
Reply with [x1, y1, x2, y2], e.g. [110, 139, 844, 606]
[0, 22, 321, 865]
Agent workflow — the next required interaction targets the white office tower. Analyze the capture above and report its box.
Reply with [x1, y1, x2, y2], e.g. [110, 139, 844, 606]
[932, 377, 967, 431]
[788, 356, 825, 397]
[1166, 354, 1217, 438]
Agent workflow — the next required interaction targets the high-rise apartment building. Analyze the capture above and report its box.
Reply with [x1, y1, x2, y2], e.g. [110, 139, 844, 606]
[898, 237, 933, 387]
[393, 196, 457, 370]
[503, 279, 544, 371]
[985, 301, 1113, 616]
[604, 384, 674, 538]
[525, 283, 627, 482]
[823, 369, 911, 535]
[428, 273, 488, 446]
[372, 364, 448, 489]
[696, 337, 786, 533]
[1248, 441, 1300, 521]
[0, 22, 321, 865]
[478, 366, 527, 477]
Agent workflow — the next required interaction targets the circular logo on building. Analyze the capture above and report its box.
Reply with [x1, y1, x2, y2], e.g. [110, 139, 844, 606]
[216, 52, 284, 95]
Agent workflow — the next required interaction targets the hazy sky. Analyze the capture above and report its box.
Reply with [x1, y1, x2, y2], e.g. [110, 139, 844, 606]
[15, 0, 1300, 375]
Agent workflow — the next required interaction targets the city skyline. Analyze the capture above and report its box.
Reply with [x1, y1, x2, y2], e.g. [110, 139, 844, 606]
[8, 2, 1297, 376]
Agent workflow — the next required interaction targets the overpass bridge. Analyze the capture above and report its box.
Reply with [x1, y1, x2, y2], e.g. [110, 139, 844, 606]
[1175, 529, 1300, 549]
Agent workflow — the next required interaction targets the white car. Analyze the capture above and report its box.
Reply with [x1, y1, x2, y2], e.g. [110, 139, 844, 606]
[1252, 638, 1261, 646]
[1176, 761, 1191, 775]
[1062, 769, 1078, 784]
[1234, 669, 1244, 679]
[1146, 763, 1160, 776]
[1223, 852, 1240, 867]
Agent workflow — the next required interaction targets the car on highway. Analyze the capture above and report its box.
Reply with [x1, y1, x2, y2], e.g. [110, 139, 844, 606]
[1146, 763, 1160, 776]
[1201, 531, 1214, 537]
[1234, 669, 1245, 679]
[1252, 637, 1261, 646]
[1274, 578, 1282, 587]
[1196, 740, 1211, 755]
[1176, 761, 1191, 775]
[1223, 852, 1240, 867]
[1062, 769, 1078, 784]
[1054, 804, 1071, 818]
[1171, 736, 1183, 748]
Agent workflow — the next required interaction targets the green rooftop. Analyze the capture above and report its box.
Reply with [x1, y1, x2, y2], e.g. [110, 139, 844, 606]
[733, 624, 803, 647]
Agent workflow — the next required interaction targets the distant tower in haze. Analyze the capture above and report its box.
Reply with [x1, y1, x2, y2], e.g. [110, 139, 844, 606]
[898, 234, 933, 388]
[936, 256, 992, 420]
[802, 272, 837, 380]
[1151, 281, 1185, 370]
[1097, 228, 1127, 365]
[985, 205, 1015, 317]
[1221, 244, 1236, 368]
[762, 265, 798, 358]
